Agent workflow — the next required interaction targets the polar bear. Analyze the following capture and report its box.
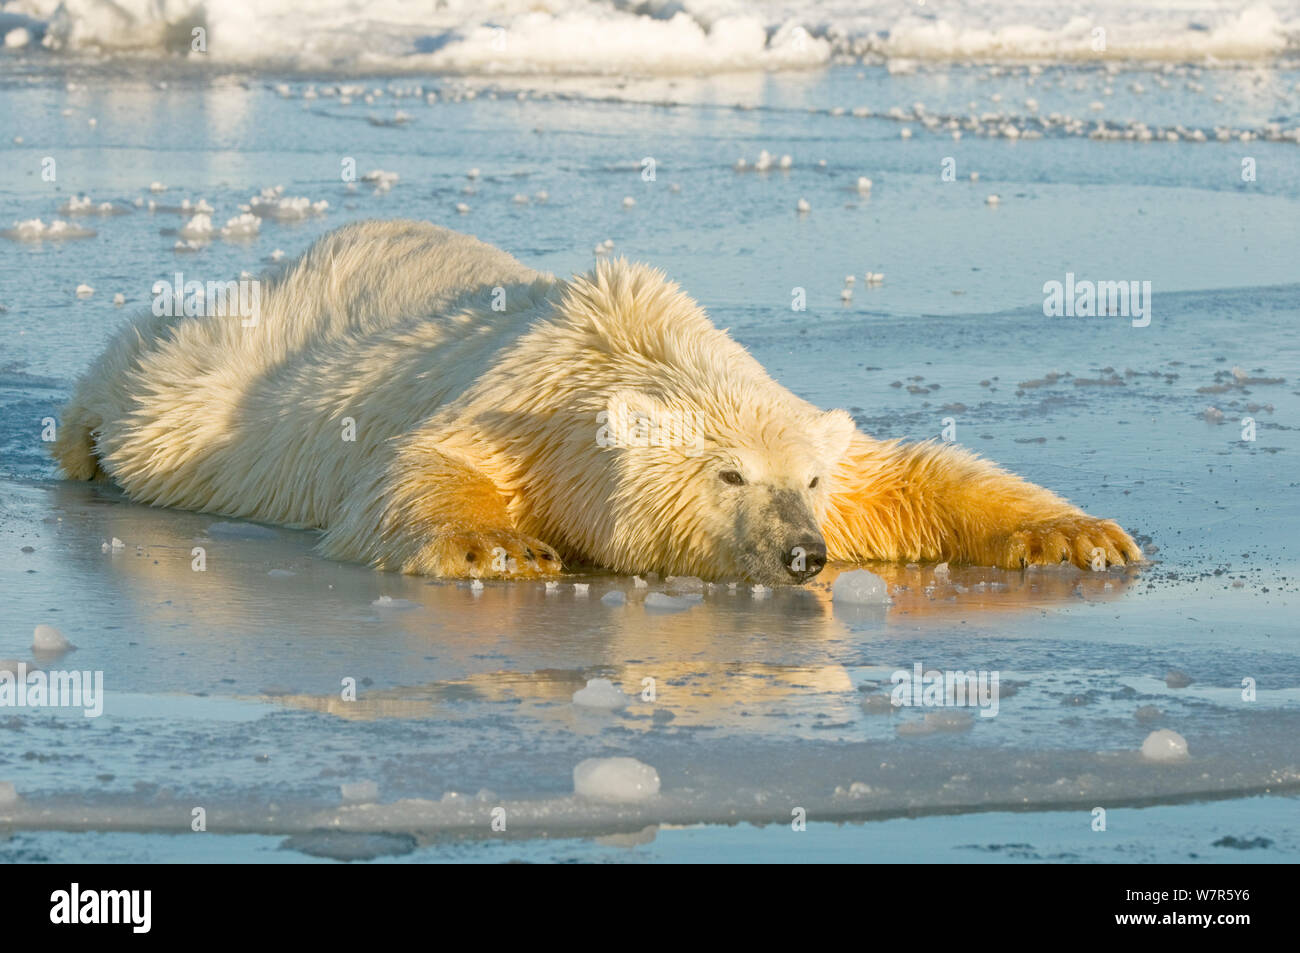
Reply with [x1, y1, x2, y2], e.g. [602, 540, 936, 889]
[53, 220, 1141, 584]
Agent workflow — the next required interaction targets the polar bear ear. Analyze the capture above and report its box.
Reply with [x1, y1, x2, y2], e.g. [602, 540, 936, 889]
[815, 408, 857, 463]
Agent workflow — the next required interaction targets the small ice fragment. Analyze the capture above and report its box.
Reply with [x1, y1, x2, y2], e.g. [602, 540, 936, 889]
[572, 678, 628, 710]
[470, 580, 484, 592]
[573, 583, 590, 595]
[1135, 705, 1162, 722]
[75, 283, 94, 298]
[149, 181, 167, 192]
[455, 202, 470, 214]
[33, 624, 72, 652]
[1141, 729, 1189, 762]
[632, 575, 648, 589]
[985, 194, 1000, 205]
[340, 781, 379, 803]
[600, 590, 626, 607]
[573, 757, 660, 802]
[1164, 669, 1193, 688]
[467, 168, 480, 179]
[832, 569, 892, 605]
[856, 176, 872, 192]
[796, 197, 811, 213]
[267, 569, 295, 578]
[751, 584, 770, 596]
[621, 196, 635, 208]
[113, 293, 125, 306]
[934, 562, 950, 576]
[101, 537, 125, 552]
[545, 581, 559, 592]
[0, 781, 18, 808]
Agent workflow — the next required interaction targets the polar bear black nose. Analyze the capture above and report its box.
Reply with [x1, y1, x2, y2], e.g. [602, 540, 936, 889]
[784, 539, 827, 581]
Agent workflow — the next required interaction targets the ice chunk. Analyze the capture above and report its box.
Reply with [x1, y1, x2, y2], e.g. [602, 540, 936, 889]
[361, 169, 395, 191]
[572, 678, 628, 710]
[897, 711, 973, 735]
[219, 213, 261, 239]
[340, 780, 379, 803]
[573, 583, 590, 595]
[371, 595, 419, 609]
[33, 624, 73, 652]
[101, 537, 125, 552]
[832, 569, 892, 605]
[249, 186, 330, 219]
[178, 213, 212, 239]
[600, 590, 626, 606]
[573, 757, 660, 802]
[644, 592, 699, 612]
[1141, 729, 1189, 762]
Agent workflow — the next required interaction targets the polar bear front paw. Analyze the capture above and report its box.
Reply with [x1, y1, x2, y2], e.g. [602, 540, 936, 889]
[407, 528, 563, 578]
[998, 515, 1142, 570]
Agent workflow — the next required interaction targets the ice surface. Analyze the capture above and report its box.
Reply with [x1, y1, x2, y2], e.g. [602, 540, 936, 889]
[17, 0, 1297, 74]
[573, 757, 661, 802]
[572, 678, 629, 710]
[1, 60, 1299, 858]
[832, 569, 892, 606]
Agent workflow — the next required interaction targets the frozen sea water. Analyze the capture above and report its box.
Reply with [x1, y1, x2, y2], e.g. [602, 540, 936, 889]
[0, 43, 1298, 860]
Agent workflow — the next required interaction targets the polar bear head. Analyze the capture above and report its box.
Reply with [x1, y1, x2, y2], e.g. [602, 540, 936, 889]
[519, 261, 858, 584]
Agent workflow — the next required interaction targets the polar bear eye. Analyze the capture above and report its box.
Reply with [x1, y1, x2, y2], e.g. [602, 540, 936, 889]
[809, 477, 819, 489]
[720, 470, 745, 486]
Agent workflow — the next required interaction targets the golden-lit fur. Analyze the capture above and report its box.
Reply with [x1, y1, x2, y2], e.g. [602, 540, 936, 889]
[54, 220, 1141, 583]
